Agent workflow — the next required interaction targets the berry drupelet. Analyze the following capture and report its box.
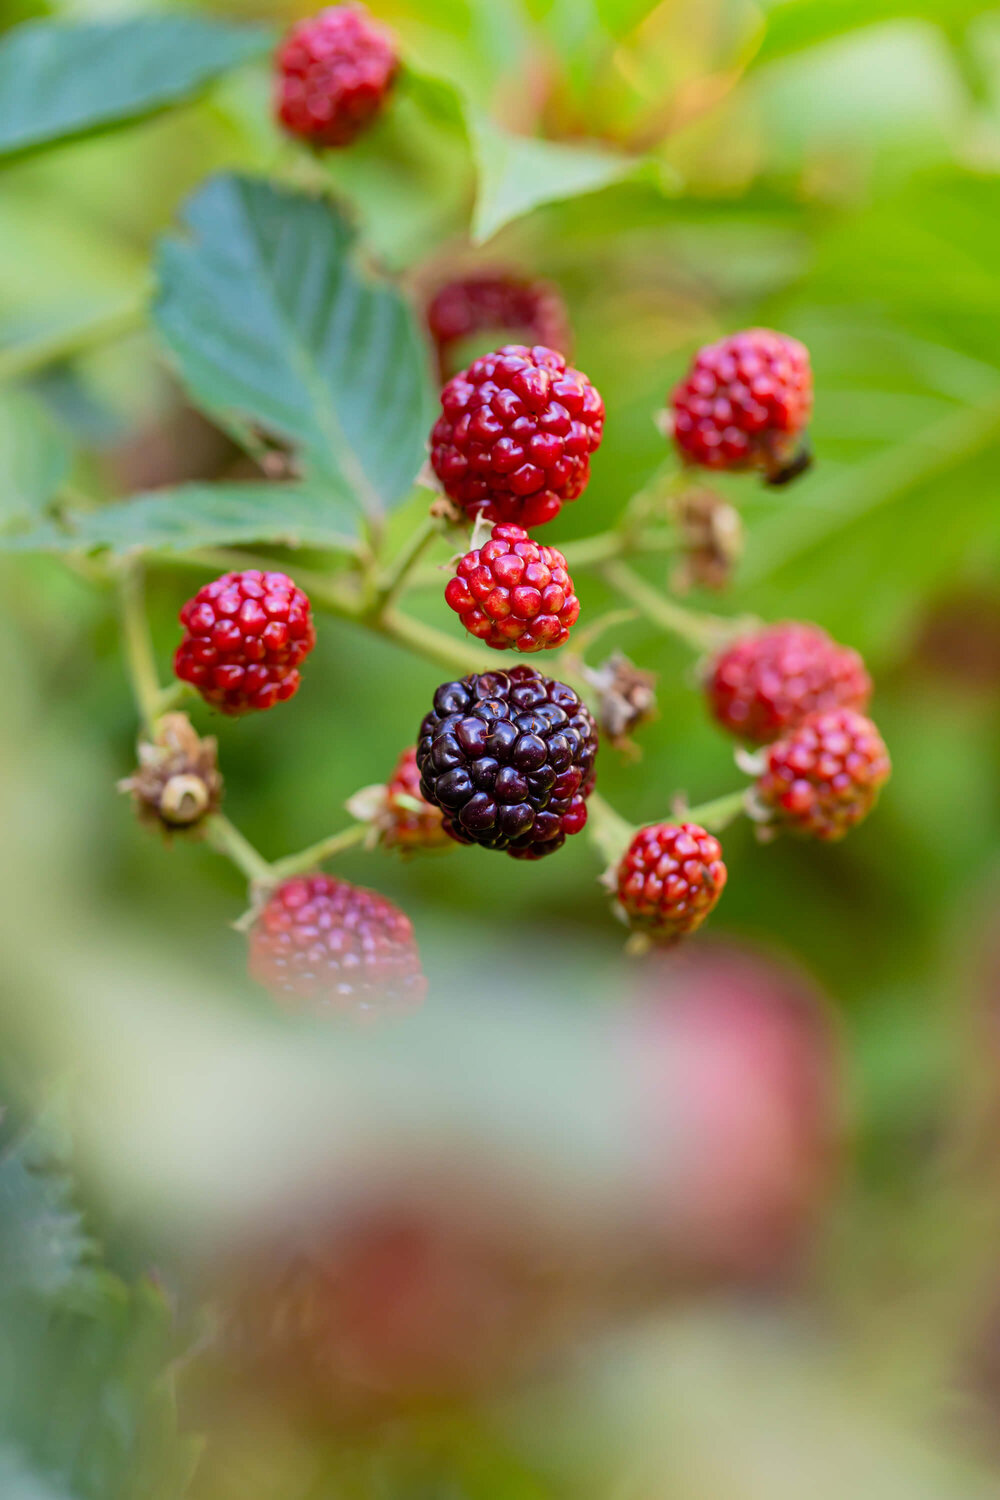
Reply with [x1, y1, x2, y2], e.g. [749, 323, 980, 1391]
[670, 328, 812, 484]
[616, 823, 727, 943]
[754, 708, 890, 840]
[383, 746, 451, 853]
[416, 666, 598, 860]
[430, 345, 605, 528]
[274, 4, 398, 149]
[707, 622, 871, 745]
[248, 874, 427, 1017]
[427, 273, 571, 378]
[174, 570, 315, 715]
[444, 523, 580, 652]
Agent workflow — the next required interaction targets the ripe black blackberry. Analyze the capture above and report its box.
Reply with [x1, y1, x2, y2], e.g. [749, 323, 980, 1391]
[416, 666, 598, 860]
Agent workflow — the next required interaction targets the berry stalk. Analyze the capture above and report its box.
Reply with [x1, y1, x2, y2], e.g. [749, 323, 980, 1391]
[119, 561, 165, 737]
[602, 560, 747, 653]
[682, 788, 749, 833]
[203, 813, 274, 887]
[269, 823, 368, 881]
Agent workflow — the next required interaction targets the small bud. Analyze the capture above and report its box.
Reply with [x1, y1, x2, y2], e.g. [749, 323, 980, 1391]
[120, 713, 222, 836]
[584, 652, 658, 752]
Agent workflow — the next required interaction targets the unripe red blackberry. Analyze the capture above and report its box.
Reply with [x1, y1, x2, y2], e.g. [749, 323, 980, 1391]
[248, 874, 426, 1017]
[430, 345, 605, 528]
[383, 746, 451, 852]
[616, 823, 727, 943]
[274, 4, 398, 149]
[416, 666, 598, 860]
[755, 708, 890, 840]
[427, 274, 571, 378]
[444, 523, 580, 652]
[707, 622, 871, 745]
[670, 328, 812, 483]
[174, 570, 315, 715]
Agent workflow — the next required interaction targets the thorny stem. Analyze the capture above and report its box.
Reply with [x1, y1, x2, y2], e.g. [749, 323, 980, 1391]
[204, 814, 274, 887]
[270, 823, 368, 880]
[683, 788, 749, 833]
[0, 288, 149, 384]
[602, 560, 746, 654]
[118, 562, 163, 737]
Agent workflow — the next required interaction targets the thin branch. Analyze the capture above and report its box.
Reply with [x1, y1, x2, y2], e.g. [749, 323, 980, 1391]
[371, 515, 442, 614]
[118, 561, 163, 737]
[602, 560, 746, 654]
[270, 823, 368, 880]
[204, 814, 274, 887]
[684, 788, 749, 833]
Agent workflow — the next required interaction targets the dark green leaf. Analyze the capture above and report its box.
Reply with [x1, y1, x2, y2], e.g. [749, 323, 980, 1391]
[0, 482, 364, 556]
[0, 17, 272, 163]
[154, 175, 436, 516]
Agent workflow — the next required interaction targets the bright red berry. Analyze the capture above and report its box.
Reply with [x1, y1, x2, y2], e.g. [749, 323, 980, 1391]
[383, 746, 451, 853]
[755, 708, 890, 840]
[707, 622, 871, 745]
[616, 823, 727, 943]
[444, 523, 580, 653]
[430, 345, 605, 528]
[670, 328, 812, 483]
[427, 274, 571, 378]
[416, 666, 598, 860]
[174, 570, 315, 716]
[274, 4, 398, 149]
[248, 873, 427, 1017]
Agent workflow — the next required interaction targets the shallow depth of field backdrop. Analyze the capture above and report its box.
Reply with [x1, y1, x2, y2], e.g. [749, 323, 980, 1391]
[4, 0, 1000, 1497]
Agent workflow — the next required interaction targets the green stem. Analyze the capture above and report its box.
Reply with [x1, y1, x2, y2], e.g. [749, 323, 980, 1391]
[602, 560, 741, 653]
[0, 288, 148, 384]
[372, 515, 441, 613]
[378, 607, 494, 676]
[153, 681, 191, 717]
[118, 562, 163, 737]
[684, 788, 748, 833]
[270, 823, 368, 880]
[204, 814, 274, 886]
[561, 525, 676, 570]
[153, 549, 363, 619]
[586, 791, 637, 867]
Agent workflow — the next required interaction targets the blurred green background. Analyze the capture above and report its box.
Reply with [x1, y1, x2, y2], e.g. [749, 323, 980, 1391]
[4, 0, 1000, 1494]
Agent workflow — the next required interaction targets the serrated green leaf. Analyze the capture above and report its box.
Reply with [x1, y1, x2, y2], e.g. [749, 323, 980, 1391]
[0, 391, 71, 530]
[153, 175, 436, 517]
[470, 114, 643, 243]
[0, 17, 273, 163]
[0, 1120, 92, 1300]
[0, 482, 364, 556]
[0, 1277, 198, 1500]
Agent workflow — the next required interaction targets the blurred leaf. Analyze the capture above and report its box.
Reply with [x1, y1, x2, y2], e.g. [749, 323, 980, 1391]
[0, 390, 70, 530]
[471, 114, 644, 242]
[0, 1449, 75, 1500]
[322, 67, 475, 270]
[154, 175, 435, 517]
[0, 482, 364, 556]
[753, 0, 984, 66]
[0, 1118, 92, 1300]
[0, 17, 272, 164]
[0, 1277, 199, 1500]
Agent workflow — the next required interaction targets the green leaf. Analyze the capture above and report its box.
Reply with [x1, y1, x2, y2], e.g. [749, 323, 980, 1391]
[0, 1277, 199, 1500]
[753, 0, 984, 67]
[470, 114, 643, 243]
[321, 67, 475, 270]
[0, 1120, 92, 1300]
[153, 175, 436, 517]
[0, 17, 272, 163]
[0, 482, 364, 556]
[0, 392, 70, 531]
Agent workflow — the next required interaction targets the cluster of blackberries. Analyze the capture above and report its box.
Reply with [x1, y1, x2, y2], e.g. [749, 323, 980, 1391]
[148, 9, 894, 1015]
